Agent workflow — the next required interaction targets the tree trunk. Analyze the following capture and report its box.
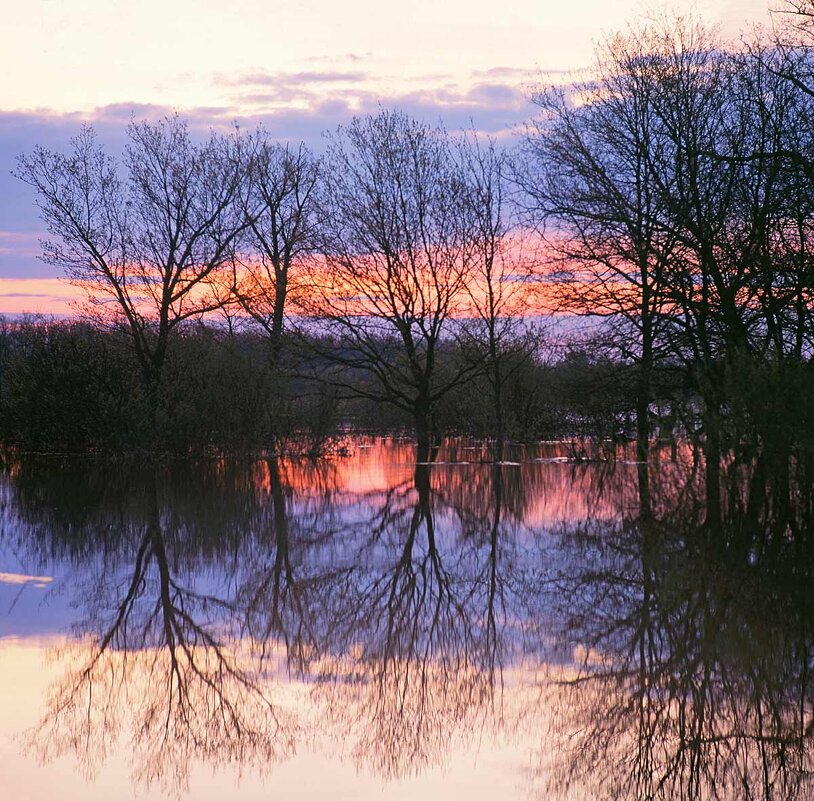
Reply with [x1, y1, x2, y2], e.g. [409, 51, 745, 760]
[493, 361, 505, 464]
[703, 404, 722, 530]
[636, 349, 652, 509]
[269, 276, 288, 367]
[414, 395, 432, 463]
[636, 269, 653, 470]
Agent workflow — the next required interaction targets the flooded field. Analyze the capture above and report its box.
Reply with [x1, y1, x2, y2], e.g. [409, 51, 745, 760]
[1, 438, 812, 800]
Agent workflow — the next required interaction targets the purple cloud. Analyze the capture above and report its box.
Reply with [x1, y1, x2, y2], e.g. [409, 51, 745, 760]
[215, 70, 368, 87]
[0, 74, 537, 285]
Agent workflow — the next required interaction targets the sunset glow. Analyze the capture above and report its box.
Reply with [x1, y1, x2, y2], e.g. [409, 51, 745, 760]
[0, 0, 776, 315]
[0, 277, 81, 315]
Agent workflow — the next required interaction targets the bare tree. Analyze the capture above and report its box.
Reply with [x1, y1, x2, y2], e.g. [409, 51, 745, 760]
[748, 12, 814, 365]
[520, 25, 683, 474]
[15, 117, 248, 406]
[633, 22, 814, 516]
[305, 110, 480, 458]
[455, 132, 536, 462]
[521, 14, 814, 509]
[231, 135, 320, 365]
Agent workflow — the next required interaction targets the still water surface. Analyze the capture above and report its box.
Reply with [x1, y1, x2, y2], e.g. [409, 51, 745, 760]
[1, 438, 812, 799]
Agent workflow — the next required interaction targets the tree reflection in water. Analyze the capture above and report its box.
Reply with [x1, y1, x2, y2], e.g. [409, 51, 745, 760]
[534, 451, 814, 801]
[306, 459, 517, 778]
[16, 467, 297, 794]
[2, 439, 813, 799]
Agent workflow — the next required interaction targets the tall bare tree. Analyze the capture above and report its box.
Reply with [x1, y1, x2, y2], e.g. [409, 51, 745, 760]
[15, 117, 248, 404]
[520, 25, 679, 473]
[306, 110, 480, 458]
[521, 15, 814, 512]
[456, 131, 535, 462]
[231, 135, 320, 365]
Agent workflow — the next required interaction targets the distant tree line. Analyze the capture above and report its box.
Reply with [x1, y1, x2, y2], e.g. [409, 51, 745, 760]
[521, 9, 814, 489]
[0, 316, 638, 453]
[5, 2, 814, 458]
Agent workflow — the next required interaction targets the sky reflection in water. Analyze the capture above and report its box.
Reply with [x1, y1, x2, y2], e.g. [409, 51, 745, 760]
[1, 437, 812, 800]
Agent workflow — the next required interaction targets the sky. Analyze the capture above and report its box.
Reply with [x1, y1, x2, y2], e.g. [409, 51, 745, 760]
[0, 0, 777, 315]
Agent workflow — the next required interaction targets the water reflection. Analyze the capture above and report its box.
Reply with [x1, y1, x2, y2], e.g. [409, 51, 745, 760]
[20, 470, 296, 794]
[535, 451, 814, 801]
[1, 439, 813, 799]
[309, 461, 509, 779]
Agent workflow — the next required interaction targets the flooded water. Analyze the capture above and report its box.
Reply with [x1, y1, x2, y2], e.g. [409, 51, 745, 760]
[1, 437, 812, 800]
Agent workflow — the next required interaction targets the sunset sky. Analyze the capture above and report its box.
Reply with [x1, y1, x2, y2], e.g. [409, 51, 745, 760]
[0, 0, 775, 315]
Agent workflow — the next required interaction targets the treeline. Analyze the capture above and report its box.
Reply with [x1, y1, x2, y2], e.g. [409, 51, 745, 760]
[0, 317, 642, 452]
[8, 4, 814, 458]
[522, 12, 814, 486]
